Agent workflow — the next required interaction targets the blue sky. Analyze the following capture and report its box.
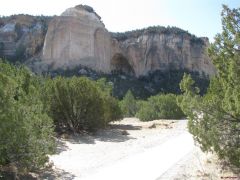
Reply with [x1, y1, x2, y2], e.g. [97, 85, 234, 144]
[0, 0, 239, 41]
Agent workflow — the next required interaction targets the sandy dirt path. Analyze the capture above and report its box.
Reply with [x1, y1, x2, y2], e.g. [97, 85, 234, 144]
[80, 132, 194, 180]
[48, 118, 195, 179]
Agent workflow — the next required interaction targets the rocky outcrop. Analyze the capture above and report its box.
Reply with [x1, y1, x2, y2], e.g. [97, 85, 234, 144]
[0, 5, 215, 77]
[42, 5, 112, 72]
[111, 29, 215, 76]
[0, 15, 50, 60]
[42, 5, 215, 76]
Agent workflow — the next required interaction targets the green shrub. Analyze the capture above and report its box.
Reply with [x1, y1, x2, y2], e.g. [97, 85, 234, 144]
[97, 78, 123, 124]
[136, 94, 184, 121]
[102, 96, 123, 124]
[136, 101, 157, 121]
[46, 76, 122, 133]
[120, 90, 138, 117]
[0, 61, 55, 172]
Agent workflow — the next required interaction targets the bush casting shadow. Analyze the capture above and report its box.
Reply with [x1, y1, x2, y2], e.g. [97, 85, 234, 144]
[57, 123, 140, 145]
[39, 168, 76, 180]
[109, 124, 142, 131]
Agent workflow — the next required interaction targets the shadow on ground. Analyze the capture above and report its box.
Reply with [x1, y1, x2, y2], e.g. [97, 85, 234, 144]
[55, 139, 70, 154]
[109, 124, 142, 130]
[0, 167, 75, 180]
[95, 128, 136, 142]
[39, 167, 76, 180]
[56, 123, 139, 151]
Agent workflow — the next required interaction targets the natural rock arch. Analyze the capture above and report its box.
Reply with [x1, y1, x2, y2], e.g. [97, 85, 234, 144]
[111, 53, 134, 75]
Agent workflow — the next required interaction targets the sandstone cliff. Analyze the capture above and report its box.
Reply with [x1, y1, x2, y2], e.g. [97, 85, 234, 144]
[41, 5, 215, 76]
[111, 28, 215, 76]
[42, 5, 112, 72]
[0, 5, 215, 77]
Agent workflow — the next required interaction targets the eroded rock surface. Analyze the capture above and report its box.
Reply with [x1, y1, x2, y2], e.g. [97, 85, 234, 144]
[0, 5, 215, 77]
[0, 14, 50, 60]
[111, 31, 215, 76]
[42, 5, 111, 72]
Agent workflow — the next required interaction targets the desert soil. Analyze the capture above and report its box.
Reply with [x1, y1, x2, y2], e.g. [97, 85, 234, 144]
[41, 118, 239, 180]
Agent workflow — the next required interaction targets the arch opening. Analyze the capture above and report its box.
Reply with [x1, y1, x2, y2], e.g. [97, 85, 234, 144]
[111, 53, 135, 75]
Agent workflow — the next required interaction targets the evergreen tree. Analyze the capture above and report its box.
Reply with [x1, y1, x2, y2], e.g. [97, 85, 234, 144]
[120, 90, 137, 117]
[0, 61, 55, 172]
[178, 6, 240, 167]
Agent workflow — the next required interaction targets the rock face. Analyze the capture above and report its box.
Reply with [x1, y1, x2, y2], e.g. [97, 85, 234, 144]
[111, 31, 215, 76]
[42, 5, 215, 76]
[0, 15, 49, 60]
[42, 5, 111, 72]
[0, 5, 215, 77]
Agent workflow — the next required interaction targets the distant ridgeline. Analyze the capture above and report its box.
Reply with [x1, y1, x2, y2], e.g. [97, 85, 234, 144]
[111, 25, 204, 44]
[0, 5, 215, 98]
